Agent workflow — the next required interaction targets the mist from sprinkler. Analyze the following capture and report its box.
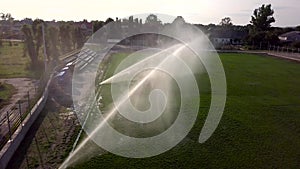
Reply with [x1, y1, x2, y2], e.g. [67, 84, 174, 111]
[59, 44, 188, 169]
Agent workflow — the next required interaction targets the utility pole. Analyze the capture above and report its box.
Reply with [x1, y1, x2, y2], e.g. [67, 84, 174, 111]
[42, 23, 47, 73]
[91, 22, 94, 43]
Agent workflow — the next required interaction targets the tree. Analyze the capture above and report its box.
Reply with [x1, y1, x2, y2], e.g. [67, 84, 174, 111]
[3, 13, 13, 21]
[144, 14, 162, 46]
[250, 4, 275, 31]
[34, 23, 43, 58]
[145, 14, 161, 25]
[8, 16, 14, 46]
[246, 4, 277, 47]
[0, 13, 5, 46]
[0, 13, 5, 20]
[220, 17, 233, 26]
[105, 18, 114, 24]
[72, 27, 85, 49]
[59, 24, 73, 53]
[295, 25, 300, 32]
[173, 16, 186, 25]
[92, 20, 104, 33]
[47, 26, 60, 60]
[21, 24, 39, 68]
[0, 13, 14, 46]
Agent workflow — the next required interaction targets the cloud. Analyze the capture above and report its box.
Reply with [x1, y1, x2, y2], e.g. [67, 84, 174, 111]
[239, 9, 253, 13]
[226, 9, 252, 18]
[274, 6, 294, 10]
[228, 13, 251, 17]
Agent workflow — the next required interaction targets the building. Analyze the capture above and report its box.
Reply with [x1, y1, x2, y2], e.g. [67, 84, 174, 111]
[278, 31, 300, 43]
[209, 27, 248, 48]
[75, 20, 93, 37]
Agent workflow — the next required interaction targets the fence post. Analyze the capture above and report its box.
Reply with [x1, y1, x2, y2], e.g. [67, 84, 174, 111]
[259, 42, 262, 50]
[7, 111, 12, 141]
[41, 124, 50, 144]
[25, 153, 30, 169]
[18, 100, 23, 127]
[34, 136, 45, 169]
[27, 91, 30, 107]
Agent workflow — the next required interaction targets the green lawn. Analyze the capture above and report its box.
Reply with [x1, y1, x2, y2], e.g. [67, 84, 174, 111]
[70, 53, 300, 169]
[0, 42, 35, 78]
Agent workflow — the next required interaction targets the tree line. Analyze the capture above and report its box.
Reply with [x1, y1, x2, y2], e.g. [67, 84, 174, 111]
[198, 4, 300, 49]
[1, 4, 300, 70]
[20, 19, 86, 70]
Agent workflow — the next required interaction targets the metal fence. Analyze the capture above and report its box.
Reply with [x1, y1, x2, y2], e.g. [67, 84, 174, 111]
[0, 79, 42, 150]
[247, 42, 300, 54]
[268, 45, 300, 54]
[0, 50, 79, 151]
[19, 107, 79, 169]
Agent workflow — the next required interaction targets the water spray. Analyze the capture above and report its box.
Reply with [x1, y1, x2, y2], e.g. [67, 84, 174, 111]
[62, 13, 226, 168]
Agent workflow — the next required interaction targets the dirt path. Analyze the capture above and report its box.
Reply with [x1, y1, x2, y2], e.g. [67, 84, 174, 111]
[0, 78, 38, 124]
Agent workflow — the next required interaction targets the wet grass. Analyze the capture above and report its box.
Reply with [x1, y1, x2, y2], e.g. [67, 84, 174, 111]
[69, 53, 300, 169]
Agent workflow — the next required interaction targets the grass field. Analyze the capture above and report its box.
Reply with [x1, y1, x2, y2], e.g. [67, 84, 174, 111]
[0, 42, 35, 78]
[70, 53, 300, 169]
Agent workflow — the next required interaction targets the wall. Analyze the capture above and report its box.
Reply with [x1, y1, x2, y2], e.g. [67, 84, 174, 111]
[0, 74, 53, 169]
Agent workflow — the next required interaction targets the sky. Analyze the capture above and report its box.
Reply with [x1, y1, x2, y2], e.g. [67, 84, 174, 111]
[1, 0, 299, 27]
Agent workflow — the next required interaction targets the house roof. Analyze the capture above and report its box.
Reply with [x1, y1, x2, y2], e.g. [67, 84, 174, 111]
[278, 31, 300, 42]
[75, 21, 93, 30]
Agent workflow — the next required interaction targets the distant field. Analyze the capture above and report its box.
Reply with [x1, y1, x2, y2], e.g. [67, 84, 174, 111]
[70, 53, 300, 169]
[0, 42, 34, 78]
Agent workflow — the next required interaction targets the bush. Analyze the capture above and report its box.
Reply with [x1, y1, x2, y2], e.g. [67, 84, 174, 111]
[291, 41, 300, 48]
